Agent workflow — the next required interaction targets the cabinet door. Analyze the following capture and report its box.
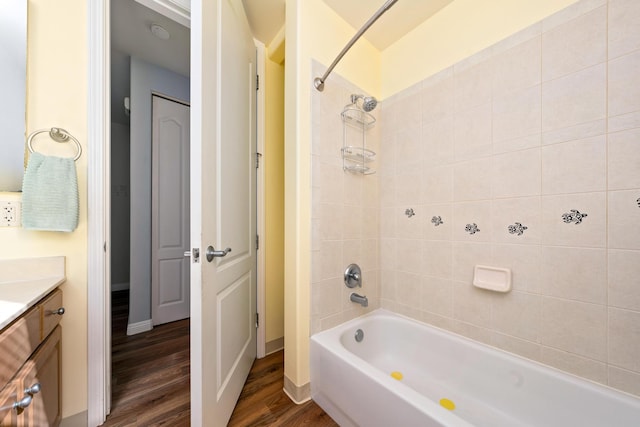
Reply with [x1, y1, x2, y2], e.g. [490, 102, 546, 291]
[16, 326, 61, 427]
[0, 306, 40, 391]
[0, 383, 18, 426]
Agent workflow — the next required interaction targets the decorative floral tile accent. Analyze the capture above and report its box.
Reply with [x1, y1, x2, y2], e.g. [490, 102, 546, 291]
[562, 209, 588, 225]
[405, 208, 415, 218]
[637, 197, 640, 208]
[465, 223, 480, 235]
[431, 216, 443, 226]
[508, 222, 528, 236]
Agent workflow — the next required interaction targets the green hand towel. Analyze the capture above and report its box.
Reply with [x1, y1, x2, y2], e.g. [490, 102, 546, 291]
[22, 152, 79, 232]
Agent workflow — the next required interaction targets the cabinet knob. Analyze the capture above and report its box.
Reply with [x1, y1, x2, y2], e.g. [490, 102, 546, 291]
[25, 383, 41, 395]
[52, 307, 65, 315]
[13, 395, 32, 410]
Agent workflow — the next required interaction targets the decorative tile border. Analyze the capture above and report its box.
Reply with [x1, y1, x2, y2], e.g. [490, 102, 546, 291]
[562, 209, 588, 225]
[508, 222, 528, 236]
[465, 223, 480, 235]
[431, 216, 443, 226]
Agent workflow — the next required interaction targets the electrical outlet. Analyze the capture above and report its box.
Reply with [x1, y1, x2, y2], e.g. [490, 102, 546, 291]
[0, 200, 21, 227]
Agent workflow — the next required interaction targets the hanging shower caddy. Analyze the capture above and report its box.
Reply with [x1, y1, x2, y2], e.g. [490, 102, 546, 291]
[341, 99, 376, 175]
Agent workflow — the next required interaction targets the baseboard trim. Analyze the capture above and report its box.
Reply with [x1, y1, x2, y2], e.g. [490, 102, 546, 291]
[60, 410, 88, 427]
[111, 282, 130, 292]
[126, 319, 153, 336]
[265, 337, 284, 355]
[283, 375, 311, 404]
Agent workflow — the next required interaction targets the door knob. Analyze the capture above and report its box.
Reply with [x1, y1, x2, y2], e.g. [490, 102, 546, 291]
[206, 246, 232, 262]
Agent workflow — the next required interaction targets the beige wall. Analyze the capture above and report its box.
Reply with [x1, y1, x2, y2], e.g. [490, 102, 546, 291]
[0, 0, 87, 419]
[381, 0, 579, 98]
[378, 0, 640, 397]
[284, 0, 381, 394]
[310, 62, 381, 334]
[264, 49, 285, 344]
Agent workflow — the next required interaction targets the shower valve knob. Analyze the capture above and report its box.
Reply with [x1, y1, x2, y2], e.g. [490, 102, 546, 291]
[344, 264, 362, 288]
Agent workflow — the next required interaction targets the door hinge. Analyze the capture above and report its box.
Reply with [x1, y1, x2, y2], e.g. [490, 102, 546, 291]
[255, 234, 260, 250]
[255, 313, 259, 328]
[256, 152, 262, 169]
[256, 74, 259, 91]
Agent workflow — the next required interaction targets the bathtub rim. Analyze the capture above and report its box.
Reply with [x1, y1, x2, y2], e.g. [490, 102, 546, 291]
[310, 308, 640, 413]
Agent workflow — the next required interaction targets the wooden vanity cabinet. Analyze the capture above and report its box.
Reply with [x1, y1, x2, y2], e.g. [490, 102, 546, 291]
[0, 289, 63, 427]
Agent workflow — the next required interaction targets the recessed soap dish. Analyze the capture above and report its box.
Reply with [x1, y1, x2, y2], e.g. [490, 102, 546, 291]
[472, 265, 512, 292]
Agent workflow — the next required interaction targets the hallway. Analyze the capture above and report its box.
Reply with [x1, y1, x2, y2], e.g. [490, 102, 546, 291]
[102, 291, 190, 426]
[102, 291, 335, 426]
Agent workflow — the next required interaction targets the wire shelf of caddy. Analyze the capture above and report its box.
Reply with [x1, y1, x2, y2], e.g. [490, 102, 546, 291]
[341, 103, 376, 175]
[341, 146, 376, 174]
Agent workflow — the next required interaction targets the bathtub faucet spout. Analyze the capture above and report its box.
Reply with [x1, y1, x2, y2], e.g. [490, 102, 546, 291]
[350, 292, 368, 307]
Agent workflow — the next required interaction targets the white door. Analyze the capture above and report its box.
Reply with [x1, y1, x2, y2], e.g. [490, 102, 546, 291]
[190, 0, 257, 425]
[151, 95, 191, 325]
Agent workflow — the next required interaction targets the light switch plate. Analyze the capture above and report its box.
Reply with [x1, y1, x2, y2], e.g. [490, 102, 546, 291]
[0, 200, 21, 227]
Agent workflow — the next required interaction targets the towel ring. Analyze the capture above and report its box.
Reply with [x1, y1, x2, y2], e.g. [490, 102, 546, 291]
[27, 127, 82, 161]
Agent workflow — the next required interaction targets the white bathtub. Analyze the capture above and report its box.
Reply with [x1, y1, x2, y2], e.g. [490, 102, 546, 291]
[310, 309, 640, 427]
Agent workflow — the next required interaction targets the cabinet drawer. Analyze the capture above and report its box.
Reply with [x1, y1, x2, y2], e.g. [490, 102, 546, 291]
[0, 382, 18, 427]
[0, 307, 40, 391]
[40, 289, 63, 341]
[15, 326, 62, 427]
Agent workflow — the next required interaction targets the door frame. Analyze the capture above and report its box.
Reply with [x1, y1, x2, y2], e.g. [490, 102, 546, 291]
[255, 40, 266, 359]
[87, 0, 111, 425]
[87, 0, 267, 423]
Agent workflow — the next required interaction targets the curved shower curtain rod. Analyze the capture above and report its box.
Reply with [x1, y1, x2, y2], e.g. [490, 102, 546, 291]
[313, 0, 399, 92]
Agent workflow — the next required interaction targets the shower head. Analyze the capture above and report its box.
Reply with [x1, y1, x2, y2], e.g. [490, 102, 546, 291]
[351, 94, 378, 112]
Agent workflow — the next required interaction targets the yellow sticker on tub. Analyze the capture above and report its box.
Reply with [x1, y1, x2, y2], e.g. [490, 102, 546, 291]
[440, 398, 455, 411]
[390, 371, 403, 380]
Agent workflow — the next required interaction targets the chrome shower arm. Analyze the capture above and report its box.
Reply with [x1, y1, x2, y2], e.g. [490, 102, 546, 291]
[313, 0, 399, 91]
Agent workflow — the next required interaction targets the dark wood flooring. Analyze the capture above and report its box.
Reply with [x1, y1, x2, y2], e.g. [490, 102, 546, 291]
[101, 290, 336, 426]
[101, 290, 190, 427]
[227, 351, 337, 427]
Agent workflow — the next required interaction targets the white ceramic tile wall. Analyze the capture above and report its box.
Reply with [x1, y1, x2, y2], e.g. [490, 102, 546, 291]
[377, 0, 640, 397]
[310, 61, 380, 335]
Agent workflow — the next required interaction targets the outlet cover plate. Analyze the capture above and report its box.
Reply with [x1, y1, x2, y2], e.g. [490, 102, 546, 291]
[0, 200, 21, 227]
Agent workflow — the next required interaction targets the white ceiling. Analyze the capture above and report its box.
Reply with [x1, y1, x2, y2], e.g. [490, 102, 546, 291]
[243, 0, 454, 50]
[322, 0, 453, 50]
[111, 0, 189, 77]
[241, 0, 285, 46]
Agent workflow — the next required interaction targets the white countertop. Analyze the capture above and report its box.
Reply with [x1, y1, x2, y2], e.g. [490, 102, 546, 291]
[0, 256, 66, 330]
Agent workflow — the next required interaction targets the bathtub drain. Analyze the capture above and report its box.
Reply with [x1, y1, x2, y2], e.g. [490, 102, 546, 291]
[354, 329, 364, 342]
